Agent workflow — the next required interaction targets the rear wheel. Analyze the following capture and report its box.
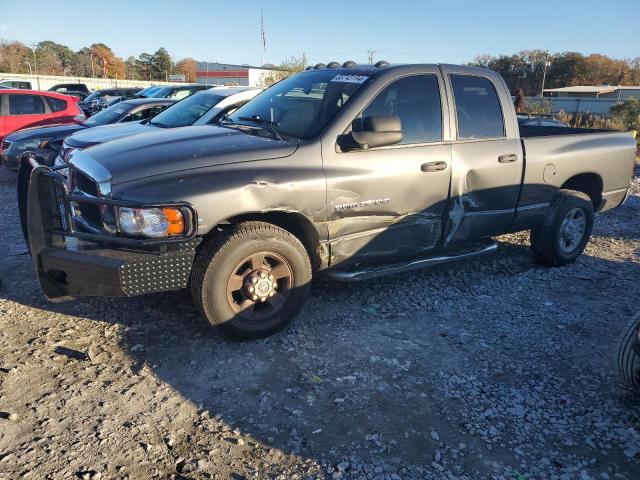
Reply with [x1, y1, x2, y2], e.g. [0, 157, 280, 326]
[530, 189, 594, 266]
[191, 221, 312, 339]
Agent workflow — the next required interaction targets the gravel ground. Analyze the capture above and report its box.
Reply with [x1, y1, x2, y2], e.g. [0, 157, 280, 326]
[1, 168, 640, 480]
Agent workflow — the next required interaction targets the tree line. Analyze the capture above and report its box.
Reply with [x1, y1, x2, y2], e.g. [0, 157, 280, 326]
[2, 40, 640, 95]
[469, 50, 640, 96]
[0, 40, 197, 82]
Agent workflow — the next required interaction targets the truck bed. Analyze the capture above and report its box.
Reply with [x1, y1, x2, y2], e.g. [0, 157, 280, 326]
[519, 125, 613, 138]
[518, 125, 619, 138]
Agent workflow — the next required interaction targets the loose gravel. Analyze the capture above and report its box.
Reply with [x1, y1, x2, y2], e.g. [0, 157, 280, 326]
[1, 168, 639, 479]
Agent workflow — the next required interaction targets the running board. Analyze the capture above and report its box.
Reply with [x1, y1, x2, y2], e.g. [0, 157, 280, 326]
[326, 240, 498, 282]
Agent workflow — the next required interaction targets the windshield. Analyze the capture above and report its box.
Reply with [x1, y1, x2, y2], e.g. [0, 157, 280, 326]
[137, 86, 161, 97]
[83, 103, 130, 126]
[225, 70, 371, 139]
[148, 87, 175, 98]
[149, 91, 224, 128]
[84, 90, 109, 102]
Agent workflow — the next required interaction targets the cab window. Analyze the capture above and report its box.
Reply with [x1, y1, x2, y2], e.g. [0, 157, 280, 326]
[362, 75, 442, 144]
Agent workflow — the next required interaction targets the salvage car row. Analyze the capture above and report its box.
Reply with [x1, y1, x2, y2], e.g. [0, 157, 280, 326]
[0, 81, 222, 147]
[1, 86, 262, 169]
[11, 61, 636, 343]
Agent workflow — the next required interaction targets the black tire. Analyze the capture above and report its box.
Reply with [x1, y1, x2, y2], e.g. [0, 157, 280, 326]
[530, 189, 594, 266]
[618, 314, 640, 392]
[191, 221, 312, 339]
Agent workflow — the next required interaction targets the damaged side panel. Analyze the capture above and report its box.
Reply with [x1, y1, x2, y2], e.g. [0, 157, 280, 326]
[113, 142, 329, 254]
[322, 143, 452, 267]
[444, 139, 523, 245]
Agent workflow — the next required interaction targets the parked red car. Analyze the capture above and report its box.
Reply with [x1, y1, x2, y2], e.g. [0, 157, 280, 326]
[0, 89, 84, 151]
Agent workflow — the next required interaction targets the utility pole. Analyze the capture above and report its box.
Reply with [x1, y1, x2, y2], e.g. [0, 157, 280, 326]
[260, 10, 266, 66]
[90, 52, 95, 78]
[540, 51, 551, 98]
[367, 49, 378, 64]
[29, 44, 39, 89]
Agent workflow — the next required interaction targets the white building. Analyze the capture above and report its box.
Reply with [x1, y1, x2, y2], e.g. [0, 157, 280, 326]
[543, 85, 640, 100]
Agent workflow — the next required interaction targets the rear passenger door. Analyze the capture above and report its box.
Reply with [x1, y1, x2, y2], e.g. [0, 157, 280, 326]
[440, 66, 523, 245]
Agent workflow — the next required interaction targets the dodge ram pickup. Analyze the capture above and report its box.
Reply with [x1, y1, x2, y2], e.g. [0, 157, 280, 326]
[18, 62, 637, 339]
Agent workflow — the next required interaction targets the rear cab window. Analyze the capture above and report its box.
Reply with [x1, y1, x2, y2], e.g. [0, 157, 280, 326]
[450, 75, 505, 140]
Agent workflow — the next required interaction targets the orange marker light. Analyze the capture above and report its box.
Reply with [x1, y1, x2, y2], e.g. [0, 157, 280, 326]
[163, 208, 184, 235]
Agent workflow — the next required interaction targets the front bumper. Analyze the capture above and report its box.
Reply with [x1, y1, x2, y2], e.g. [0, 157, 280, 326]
[19, 160, 199, 301]
[1, 150, 18, 170]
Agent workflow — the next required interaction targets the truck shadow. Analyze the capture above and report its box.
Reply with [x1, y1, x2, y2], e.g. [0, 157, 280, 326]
[2, 228, 640, 474]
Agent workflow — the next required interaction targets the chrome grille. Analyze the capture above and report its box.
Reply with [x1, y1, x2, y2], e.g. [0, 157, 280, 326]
[77, 178, 102, 227]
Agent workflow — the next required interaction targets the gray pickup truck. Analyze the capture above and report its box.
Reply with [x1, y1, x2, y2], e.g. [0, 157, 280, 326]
[19, 62, 637, 338]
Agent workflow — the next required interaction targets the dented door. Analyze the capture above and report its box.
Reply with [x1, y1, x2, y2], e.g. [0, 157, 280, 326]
[322, 71, 452, 267]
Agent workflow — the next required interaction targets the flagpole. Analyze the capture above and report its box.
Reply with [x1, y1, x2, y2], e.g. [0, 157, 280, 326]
[260, 10, 264, 66]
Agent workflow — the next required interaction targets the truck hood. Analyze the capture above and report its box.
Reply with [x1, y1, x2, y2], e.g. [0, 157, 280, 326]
[71, 125, 298, 185]
[66, 121, 153, 148]
[6, 123, 86, 142]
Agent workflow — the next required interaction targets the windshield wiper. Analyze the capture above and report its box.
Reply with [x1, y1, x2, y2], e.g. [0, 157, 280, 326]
[237, 115, 283, 141]
[149, 120, 169, 128]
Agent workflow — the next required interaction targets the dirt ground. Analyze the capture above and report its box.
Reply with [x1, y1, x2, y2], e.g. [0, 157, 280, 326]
[1, 167, 639, 480]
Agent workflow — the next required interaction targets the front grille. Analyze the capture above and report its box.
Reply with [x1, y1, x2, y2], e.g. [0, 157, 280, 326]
[74, 171, 102, 228]
[1, 140, 11, 151]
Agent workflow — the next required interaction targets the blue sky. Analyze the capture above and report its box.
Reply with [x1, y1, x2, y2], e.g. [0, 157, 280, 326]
[0, 0, 638, 65]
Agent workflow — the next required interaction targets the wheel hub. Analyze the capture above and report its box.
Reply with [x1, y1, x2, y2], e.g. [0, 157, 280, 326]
[559, 207, 586, 253]
[243, 270, 277, 302]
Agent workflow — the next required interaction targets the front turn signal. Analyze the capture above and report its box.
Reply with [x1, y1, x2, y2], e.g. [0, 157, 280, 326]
[163, 207, 185, 235]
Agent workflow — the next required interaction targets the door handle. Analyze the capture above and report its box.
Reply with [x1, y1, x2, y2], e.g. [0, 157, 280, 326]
[498, 154, 518, 163]
[421, 161, 447, 172]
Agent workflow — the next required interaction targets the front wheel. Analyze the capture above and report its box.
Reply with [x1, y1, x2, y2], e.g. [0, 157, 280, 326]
[530, 189, 594, 266]
[191, 221, 312, 339]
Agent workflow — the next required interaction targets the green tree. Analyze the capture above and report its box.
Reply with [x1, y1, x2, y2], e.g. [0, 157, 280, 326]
[151, 47, 173, 80]
[36, 41, 76, 75]
[136, 53, 154, 80]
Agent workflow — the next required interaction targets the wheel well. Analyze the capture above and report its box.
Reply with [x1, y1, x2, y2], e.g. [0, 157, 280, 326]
[561, 173, 603, 210]
[205, 211, 322, 270]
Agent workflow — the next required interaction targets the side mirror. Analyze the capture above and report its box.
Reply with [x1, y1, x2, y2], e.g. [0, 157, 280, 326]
[339, 115, 403, 150]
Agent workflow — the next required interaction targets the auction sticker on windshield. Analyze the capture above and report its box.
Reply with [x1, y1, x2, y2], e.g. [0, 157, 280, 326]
[331, 74, 369, 84]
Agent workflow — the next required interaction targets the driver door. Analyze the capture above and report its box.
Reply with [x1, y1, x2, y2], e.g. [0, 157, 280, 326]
[322, 72, 452, 267]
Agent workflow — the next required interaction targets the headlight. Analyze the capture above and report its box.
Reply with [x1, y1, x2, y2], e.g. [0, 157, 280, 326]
[16, 139, 46, 151]
[117, 207, 186, 238]
[63, 147, 76, 163]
